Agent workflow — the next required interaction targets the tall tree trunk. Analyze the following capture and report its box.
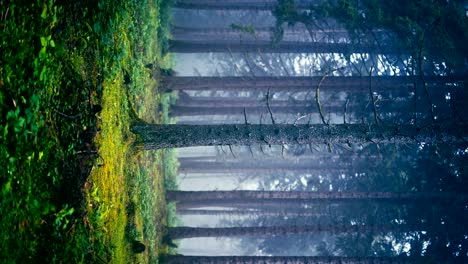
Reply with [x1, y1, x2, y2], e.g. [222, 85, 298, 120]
[169, 101, 408, 117]
[168, 39, 399, 54]
[162, 76, 458, 92]
[176, 208, 324, 217]
[164, 255, 432, 264]
[171, 26, 348, 42]
[169, 224, 426, 239]
[167, 190, 461, 204]
[178, 160, 351, 171]
[130, 123, 467, 149]
[173, 0, 316, 10]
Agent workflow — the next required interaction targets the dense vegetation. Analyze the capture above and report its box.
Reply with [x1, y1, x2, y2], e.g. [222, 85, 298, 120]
[1, 0, 176, 262]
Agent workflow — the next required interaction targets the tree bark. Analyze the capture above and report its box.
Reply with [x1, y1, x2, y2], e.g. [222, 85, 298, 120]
[169, 39, 400, 54]
[130, 123, 467, 150]
[164, 255, 431, 264]
[173, 0, 316, 10]
[169, 101, 407, 117]
[167, 190, 461, 204]
[179, 160, 351, 171]
[171, 26, 349, 42]
[176, 208, 324, 217]
[162, 76, 458, 92]
[169, 224, 427, 239]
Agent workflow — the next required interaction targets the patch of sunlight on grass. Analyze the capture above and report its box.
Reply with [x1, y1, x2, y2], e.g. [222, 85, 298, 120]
[83, 0, 177, 263]
[85, 75, 132, 263]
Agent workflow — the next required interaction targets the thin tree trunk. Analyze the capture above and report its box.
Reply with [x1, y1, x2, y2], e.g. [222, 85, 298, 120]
[179, 160, 351, 171]
[171, 26, 348, 42]
[169, 224, 428, 239]
[167, 190, 462, 203]
[173, 0, 316, 10]
[169, 101, 407, 117]
[162, 76, 458, 92]
[168, 39, 398, 54]
[176, 208, 324, 217]
[131, 123, 467, 150]
[164, 255, 434, 264]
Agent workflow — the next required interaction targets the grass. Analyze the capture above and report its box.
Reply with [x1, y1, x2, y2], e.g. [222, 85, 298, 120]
[1, 0, 176, 262]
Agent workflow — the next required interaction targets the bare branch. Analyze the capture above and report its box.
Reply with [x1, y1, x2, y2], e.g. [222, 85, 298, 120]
[293, 115, 308, 126]
[243, 108, 249, 125]
[368, 65, 380, 124]
[315, 74, 328, 125]
[343, 98, 350, 124]
[417, 35, 435, 123]
[247, 145, 255, 158]
[266, 88, 276, 125]
[228, 144, 237, 159]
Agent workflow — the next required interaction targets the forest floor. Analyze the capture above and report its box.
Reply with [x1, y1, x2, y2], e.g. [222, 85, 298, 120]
[1, 0, 176, 262]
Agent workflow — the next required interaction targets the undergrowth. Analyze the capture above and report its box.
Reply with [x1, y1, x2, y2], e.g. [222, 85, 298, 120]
[1, 0, 176, 262]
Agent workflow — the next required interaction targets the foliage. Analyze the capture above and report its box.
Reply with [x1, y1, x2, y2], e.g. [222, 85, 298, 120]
[0, 0, 98, 261]
[1, 0, 174, 262]
[230, 23, 256, 35]
[271, 0, 468, 73]
[321, 0, 468, 73]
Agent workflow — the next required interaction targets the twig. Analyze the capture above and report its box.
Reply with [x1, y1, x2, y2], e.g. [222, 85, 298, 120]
[417, 39, 435, 123]
[266, 88, 275, 125]
[259, 144, 267, 155]
[327, 142, 332, 153]
[219, 146, 228, 155]
[368, 65, 380, 124]
[247, 145, 255, 158]
[343, 99, 350, 124]
[293, 115, 308, 126]
[228, 145, 237, 159]
[315, 74, 328, 125]
[243, 108, 249, 124]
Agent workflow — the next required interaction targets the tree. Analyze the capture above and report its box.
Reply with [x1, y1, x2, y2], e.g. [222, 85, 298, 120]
[163, 255, 435, 264]
[167, 190, 461, 203]
[131, 123, 466, 150]
[171, 25, 349, 42]
[169, 223, 457, 239]
[169, 39, 401, 54]
[161, 76, 461, 92]
[173, 0, 316, 11]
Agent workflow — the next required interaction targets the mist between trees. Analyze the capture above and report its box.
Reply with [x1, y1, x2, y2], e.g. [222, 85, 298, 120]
[133, 0, 468, 262]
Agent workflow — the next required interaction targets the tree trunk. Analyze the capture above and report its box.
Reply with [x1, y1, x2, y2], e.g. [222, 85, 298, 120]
[164, 255, 430, 264]
[169, 39, 402, 54]
[130, 123, 467, 150]
[167, 190, 461, 204]
[173, 0, 316, 10]
[169, 101, 408, 117]
[171, 26, 348, 42]
[179, 160, 350, 171]
[162, 76, 458, 92]
[176, 208, 324, 217]
[169, 224, 423, 239]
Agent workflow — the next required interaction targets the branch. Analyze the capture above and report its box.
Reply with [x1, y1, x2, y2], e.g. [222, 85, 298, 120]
[243, 108, 249, 125]
[266, 88, 275, 125]
[343, 98, 350, 124]
[315, 74, 328, 125]
[293, 115, 308, 126]
[417, 39, 435, 123]
[368, 65, 380, 124]
[228, 145, 237, 159]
